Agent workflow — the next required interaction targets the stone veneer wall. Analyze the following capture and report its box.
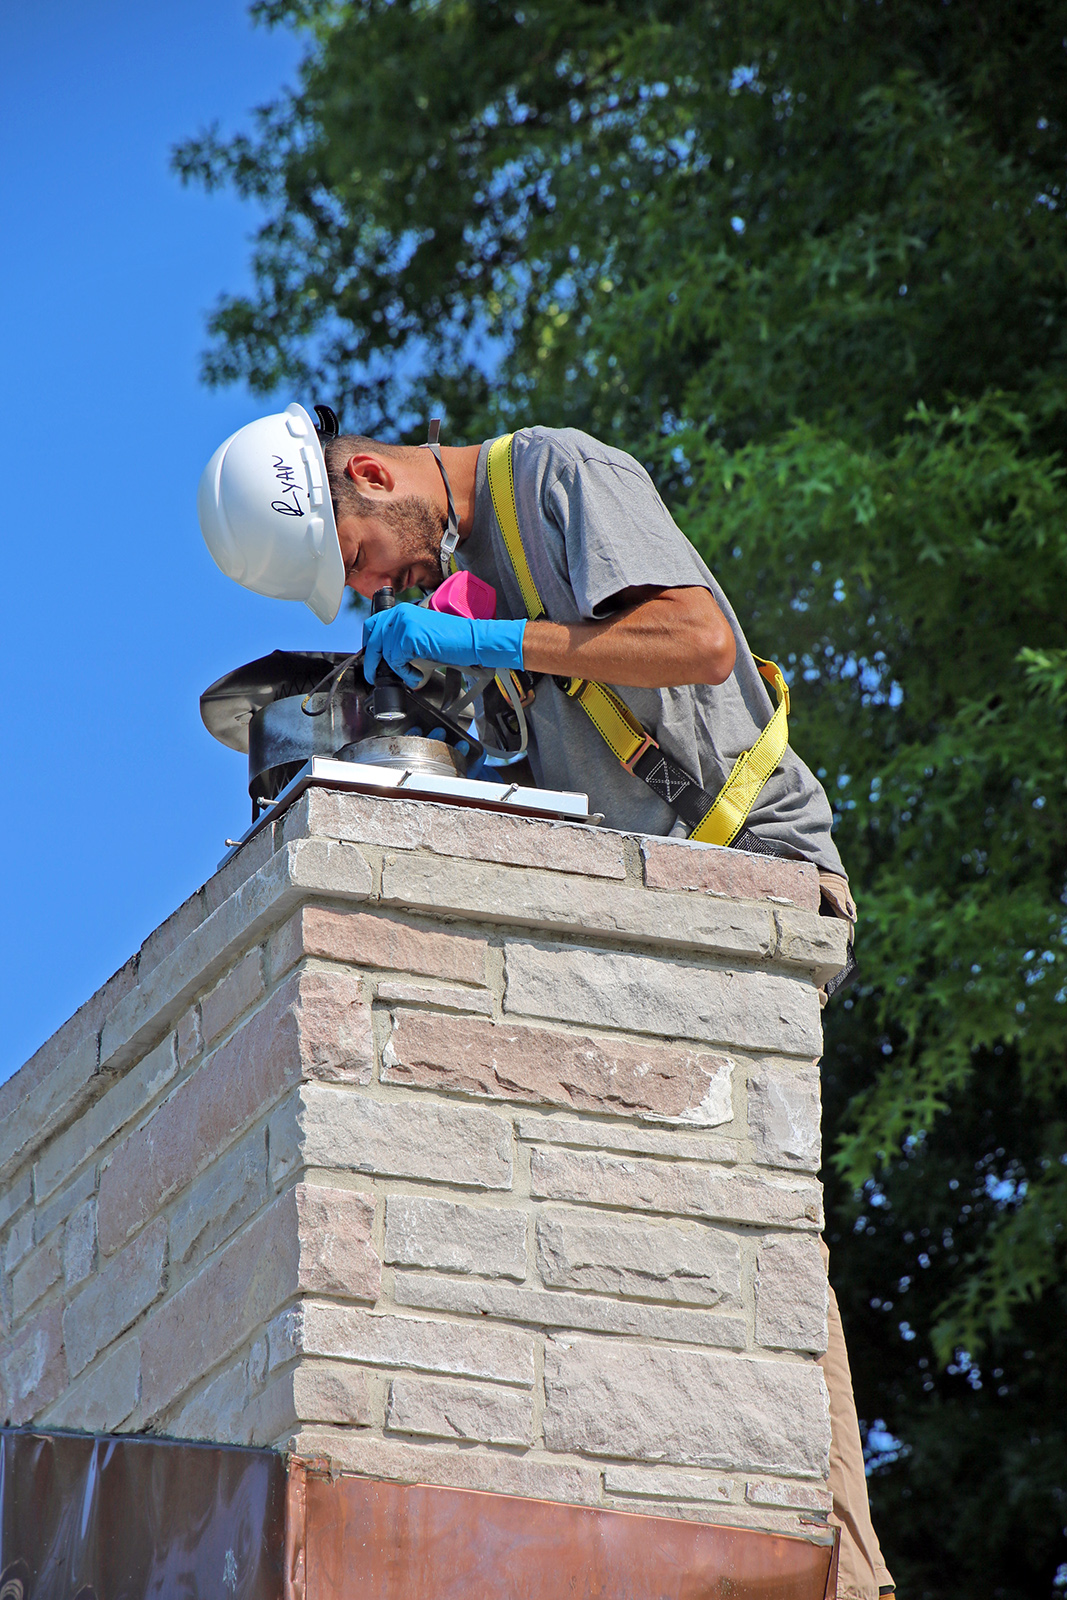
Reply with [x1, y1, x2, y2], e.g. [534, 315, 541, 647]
[0, 787, 847, 1538]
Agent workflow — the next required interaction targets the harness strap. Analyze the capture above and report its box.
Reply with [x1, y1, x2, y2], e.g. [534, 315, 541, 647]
[486, 432, 790, 846]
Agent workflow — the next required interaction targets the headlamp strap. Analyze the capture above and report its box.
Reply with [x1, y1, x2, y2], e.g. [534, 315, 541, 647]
[426, 418, 460, 570]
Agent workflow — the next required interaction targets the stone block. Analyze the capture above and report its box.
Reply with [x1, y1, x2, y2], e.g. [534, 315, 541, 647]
[536, 1212, 741, 1308]
[294, 905, 489, 986]
[375, 980, 493, 1016]
[166, 1359, 250, 1444]
[302, 787, 627, 879]
[5, 1210, 35, 1272]
[384, 1011, 734, 1127]
[392, 1273, 746, 1349]
[0, 1032, 99, 1184]
[516, 1116, 736, 1164]
[176, 1006, 202, 1069]
[98, 968, 371, 1255]
[641, 838, 821, 911]
[380, 856, 775, 960]
[755, 1236, 828, 1354]
[298, 1300, 535, 1386]
[277, 1083, 513, 1192]
[384, 1196, 526, 1280]
[63, 1200, 96, 1289]
[63, 1217, 167, 1378]
[289, 1425, 602, 1506]
[543, 1335, 830, 1477]
[33, 1034, 179, 1203]
[386, 1375, 533, 1447]
[0, 1303, 66, 1425]
[0, 1171, 32, 1233]
[294, 1185, 380, 1301]
[774, 911, 849, 986]
[12, 1231, 62, 1320]
[168, 1132, 268, 1273]
[530, 1148, 822, 1230]
[603, 1465, 734, 1502]
[35, 1168, 95, 1247]
[200, 948, 266, 1049]
[39, 1336, 140, 1433]
[504, 943, 822, 1058]
[746, 1478, 833, 1512]
[139, 1195, 300, 1420]
[250, 1360, 374, 1445]
[748, 1065, 822, 1171]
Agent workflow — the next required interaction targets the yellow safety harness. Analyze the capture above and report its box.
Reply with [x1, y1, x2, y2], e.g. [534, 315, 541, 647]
[486, 432, 792, 846]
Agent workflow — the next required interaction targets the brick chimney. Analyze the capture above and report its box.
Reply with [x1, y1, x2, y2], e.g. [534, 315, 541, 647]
[0, 787, 846, 1537]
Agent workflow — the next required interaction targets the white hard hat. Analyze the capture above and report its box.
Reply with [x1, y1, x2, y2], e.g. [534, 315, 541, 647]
[198, 402, 346, 623]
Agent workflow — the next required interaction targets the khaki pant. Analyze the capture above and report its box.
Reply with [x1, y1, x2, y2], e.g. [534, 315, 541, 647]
[816, 873, 894, 1599]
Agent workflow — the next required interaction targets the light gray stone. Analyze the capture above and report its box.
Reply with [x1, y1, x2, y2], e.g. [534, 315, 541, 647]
[543, 1335, 830, 1476]
[755, 1236, 828, 1354]
[0, 1033, 100, 1182]
[392, 1273, 746, 1349]
[536, 1212, 741, 1308]
[530, 1148, 822, 1230]
[279, 1083, 513, 1191]
[0, 1304, 65, 1425]
[39, 1336, 140, 1433]
[516, 1115, 737, 1163]
[603, 1465, 734, 1502]
[504, 943, 822, 1057]
[63, 1217, 167, 1378]
[4, 1210, 35, 1273]
[386, 1375, 533, 1446]
[375, 981, 493, 1015]
[169, 1132, 267, 1272]
[384, 1197, 526, 1281]
[249, 1360, 373, 1445]
[746, 1477, 833, 1511]
[748, 1065, 822, 1171]
[774, 910, 850, 987]
[12, 1231, 62, 1319]
[63, 1200, 96, 1288]
[289, 1424, 602, 1506]
[381, 855, 776, 959]
[299, 1300, 535, 1385]
[35, 1167, 95, 1247]
[165, 1359, 250, 1444]
[0, 1171, 32, 1233]
[33, 1035, 179, 1203]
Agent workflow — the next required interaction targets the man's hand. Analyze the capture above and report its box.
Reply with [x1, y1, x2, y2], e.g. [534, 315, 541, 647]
[522, 586, 736, 688]
[362, 603, 526, 687]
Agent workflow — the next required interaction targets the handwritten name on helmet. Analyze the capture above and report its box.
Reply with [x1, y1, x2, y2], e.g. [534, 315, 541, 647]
[271, 455, 305, 517]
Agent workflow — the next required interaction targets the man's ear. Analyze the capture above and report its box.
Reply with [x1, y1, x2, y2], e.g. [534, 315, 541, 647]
[344, 453, 395, 493]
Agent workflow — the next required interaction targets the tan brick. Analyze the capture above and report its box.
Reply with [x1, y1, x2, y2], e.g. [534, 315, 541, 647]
[168, 1132, 267, 1273]
[384, 1196, 526, 1280]
[295, 1185, 380, 1301]
[64, 1200, 96, 1288]
[386, 1375, 533, 1446]
[641, 838, 821, 911]
[249, 1361, 374, 1445]
[536, 1212, 741, 1308]
[298, 1300, 535, 1385]
[392, 1273, 746, 1349]
[746, 1478, 833, 1512]
[200, 947, 266, 1049]
[63, 1217, 167, 1378]
[12, 1231, 63, 1320]
[384, 1012, 735, 1127]
[292, 904, 488, 986]
[749, 1064, 822, 1171]
[165, 1359, 250, 1444]
[530, 1147, 822, 1229]
[505, 943, 822, 1058]
[33, 1034, 179, 1203]
[301, 787, 627, 879]
[774, 910, 849, 986]
[289, 1425, 602, 1506]
[375, 980, 493, 1015]
[604, 1465, 735, 1502]
[543, 1335, 830, 1476]
[0, 1032, 100, 1181]
[98, 968, 371, 1255]
[0, 1303, 66, 1424]
[35, 1167, 95, 1245]
[273, 1083, 513, 1192]
[176, 1006, 202, 1068]
[755, 1236, 828, 1354]
[139, 1196, 300, 1420]
[516, 1116, 736, 1164]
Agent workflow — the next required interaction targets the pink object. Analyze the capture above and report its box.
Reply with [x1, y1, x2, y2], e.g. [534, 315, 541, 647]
[428, 570, 497, 620]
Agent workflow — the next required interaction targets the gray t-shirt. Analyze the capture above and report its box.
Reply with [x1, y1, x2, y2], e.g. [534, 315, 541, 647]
[457, 427, 845, 876]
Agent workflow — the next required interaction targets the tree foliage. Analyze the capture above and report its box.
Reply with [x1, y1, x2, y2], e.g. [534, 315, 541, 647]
[176, 3, 1067, 1591]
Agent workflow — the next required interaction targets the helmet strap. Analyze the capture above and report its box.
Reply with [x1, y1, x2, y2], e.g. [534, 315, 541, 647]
[425, 418, 459, 571]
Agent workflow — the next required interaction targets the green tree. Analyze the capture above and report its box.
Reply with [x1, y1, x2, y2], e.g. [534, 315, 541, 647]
[176, 3, 1067, 1591]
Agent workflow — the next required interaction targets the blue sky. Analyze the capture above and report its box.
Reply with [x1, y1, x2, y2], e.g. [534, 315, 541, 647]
[0, 1, 351, 1076]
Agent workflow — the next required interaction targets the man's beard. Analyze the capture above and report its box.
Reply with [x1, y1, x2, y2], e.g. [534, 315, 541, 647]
[381, 494, 447, 590]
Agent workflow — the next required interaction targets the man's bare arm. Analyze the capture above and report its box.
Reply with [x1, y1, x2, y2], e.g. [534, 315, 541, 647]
[520, 586, 736, 688]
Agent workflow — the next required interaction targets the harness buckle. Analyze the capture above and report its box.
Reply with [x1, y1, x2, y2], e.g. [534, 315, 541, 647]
[622, 733, 658, 773]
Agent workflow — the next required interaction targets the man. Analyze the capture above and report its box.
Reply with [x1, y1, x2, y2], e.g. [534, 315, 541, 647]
[199, 403, 893, 1600]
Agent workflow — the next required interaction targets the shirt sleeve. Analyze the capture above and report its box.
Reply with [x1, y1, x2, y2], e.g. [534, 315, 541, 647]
[540, 447, 713, 619]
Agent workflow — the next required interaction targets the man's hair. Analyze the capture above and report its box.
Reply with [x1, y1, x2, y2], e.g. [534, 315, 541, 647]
[322, 433, 413, 522]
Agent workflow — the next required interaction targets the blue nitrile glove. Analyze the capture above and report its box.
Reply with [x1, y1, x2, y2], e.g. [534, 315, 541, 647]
[362, 602, 526, 688]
